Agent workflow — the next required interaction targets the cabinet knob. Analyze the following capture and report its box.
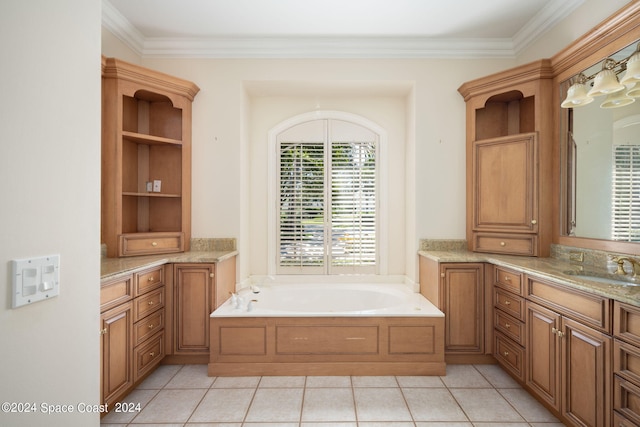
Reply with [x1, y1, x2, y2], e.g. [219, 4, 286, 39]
[209, 273, 214, 278]
[505, 323, 511, 329]
[551, 327, 558, 335]
[148, 324, 154, 329]
[148, 301, 154, 306]
[504, 300, 511, 305]
[503, 351, 509, 357]
[557, 331, 565, 338]
[149, 352, 155, 357]
[441, 273, 445, 278]
[100, 328, 107, 335]
[531, 219, 537, 225]
[504, 276, 511, 282]
[500, 241, 506, 247]
[151, 242, 158, 247]
[148, 276, 154, 282]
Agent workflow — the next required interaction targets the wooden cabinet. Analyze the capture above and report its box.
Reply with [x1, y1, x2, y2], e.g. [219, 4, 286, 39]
[101, 57, 199, 257]
[493, 266, 526, 381]
[613, 301, 640, 425]
[458, 60, 553, 256]
[526, 276, 612, 427]
[100, 266, 166, 410]
[440, 263, 485, 354]
[100, 275, 133, 407]
[171, 257, 237, 358]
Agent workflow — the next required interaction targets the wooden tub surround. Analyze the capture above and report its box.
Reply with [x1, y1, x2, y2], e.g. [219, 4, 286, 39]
[208, 315, 445, 376]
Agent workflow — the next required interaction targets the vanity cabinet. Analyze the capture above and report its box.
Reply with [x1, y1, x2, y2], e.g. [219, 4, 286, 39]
[100, 266, 166, 409]
[101, 57, 199, 257]
[170, 257, 237, 359]
[526, 276, 611, 427]
[613, 301, 640, 425]
[458, 60, 554, 256]
[493, 266, 526, 381]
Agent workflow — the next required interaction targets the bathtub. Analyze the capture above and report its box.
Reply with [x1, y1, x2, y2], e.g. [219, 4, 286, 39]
[208, 282, 445, 376]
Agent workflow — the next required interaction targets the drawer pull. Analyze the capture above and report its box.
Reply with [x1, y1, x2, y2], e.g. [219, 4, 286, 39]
[148, 276, 154, 282]
[148, 324, 154, 329]
[148, 301, 154, 306]
[149, 352, 155, 357]
[504, 323, 511, 329]
[151, 242, 158, 247]
[503, 351, 509, 357]
[551, 327, 557, 334]
[504, 276, 511, 281]
[557, 331, 565, 338]
[500, 241, 506, 247]
[504, 300, 511, 306]
[531, 219, 537, 225]
[100, 328, 107, 335]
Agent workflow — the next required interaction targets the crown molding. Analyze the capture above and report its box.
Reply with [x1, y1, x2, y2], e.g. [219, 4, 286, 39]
[101, 0, 583, 59]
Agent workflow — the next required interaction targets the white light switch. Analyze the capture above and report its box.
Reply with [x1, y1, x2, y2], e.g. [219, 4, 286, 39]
[12, 255, 60, 308]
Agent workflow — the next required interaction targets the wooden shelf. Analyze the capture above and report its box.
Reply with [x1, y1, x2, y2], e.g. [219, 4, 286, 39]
[123, 192, 181, 198]
[122, 131, 182, 146]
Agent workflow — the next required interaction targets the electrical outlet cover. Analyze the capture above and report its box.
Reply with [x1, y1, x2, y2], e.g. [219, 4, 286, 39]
[12, 254, 60, 308]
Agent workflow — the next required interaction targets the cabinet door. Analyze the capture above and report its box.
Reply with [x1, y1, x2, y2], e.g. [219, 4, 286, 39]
[473, 133, 537, 233]
[526, 301, 561, 411]
[562, 317, 611, 427]
[101, 301, 133, 405]
[441, 263, 485, 354]
[174, 264, 214, 354]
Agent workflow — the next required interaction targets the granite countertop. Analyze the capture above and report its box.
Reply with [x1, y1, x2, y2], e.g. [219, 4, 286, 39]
[101, 250, 238, 281]
[419, 250, 640, 307]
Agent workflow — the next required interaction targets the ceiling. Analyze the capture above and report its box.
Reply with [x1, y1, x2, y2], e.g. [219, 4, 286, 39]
[103, 0, 585, 58]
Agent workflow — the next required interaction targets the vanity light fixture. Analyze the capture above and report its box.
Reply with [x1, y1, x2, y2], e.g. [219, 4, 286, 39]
[562, 42, 640, 109]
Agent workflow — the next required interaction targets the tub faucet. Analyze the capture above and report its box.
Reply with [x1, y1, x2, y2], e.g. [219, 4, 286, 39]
[610, 255, 640, 278]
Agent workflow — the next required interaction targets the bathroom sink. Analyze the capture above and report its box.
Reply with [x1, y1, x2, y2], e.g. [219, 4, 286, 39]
[563, 270, 639, 286]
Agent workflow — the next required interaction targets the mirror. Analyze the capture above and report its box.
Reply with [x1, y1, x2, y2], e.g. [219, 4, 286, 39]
[561, 41, 640, 243]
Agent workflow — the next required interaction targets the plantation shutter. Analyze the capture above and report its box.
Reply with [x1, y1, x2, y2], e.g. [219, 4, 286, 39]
[277, 118, 378, 274]
[611, 145, 640, 241]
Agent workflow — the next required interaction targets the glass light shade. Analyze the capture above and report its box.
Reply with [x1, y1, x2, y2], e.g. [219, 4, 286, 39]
[561, 82, 594, 108]
[587, 69, 625, 97]
[600, 90, 635, 108]
[620, 52, 640, 85]
[627, 82, 640, 98]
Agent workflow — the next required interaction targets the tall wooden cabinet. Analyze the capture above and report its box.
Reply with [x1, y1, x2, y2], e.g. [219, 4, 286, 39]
[102, 57, 199, 257]
[458, 60, 554, 256]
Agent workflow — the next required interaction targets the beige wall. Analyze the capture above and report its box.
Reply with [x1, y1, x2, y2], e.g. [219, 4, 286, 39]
[0, 0, 101, 426]
[101, 1, 633, 283]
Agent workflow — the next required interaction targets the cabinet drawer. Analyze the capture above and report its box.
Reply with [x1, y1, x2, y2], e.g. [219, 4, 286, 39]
[118, 232, 184, 257]
[134, 310, 164, 347]
[494, 266, 523, 295]
[276, 325, 379, 355]
[494, 309, 525, 346]
[614, 375, 640, 426]
[494, 288, 525, 321]
[100, 275, 133, 312]
[134, 266, 164, 297]
[494, 331, 524, 382]
[614, 338, 640, 385]
[527, 276, 611, 332]
[615, 301, 640, 347]
[133, 287, 165, 322]
[614, 410, 638, 427]
[133, 331, 164, 381]
[473, 233, 537, 256]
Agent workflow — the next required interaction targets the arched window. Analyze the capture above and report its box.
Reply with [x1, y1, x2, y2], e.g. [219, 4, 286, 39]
[268, 112, 386, 275]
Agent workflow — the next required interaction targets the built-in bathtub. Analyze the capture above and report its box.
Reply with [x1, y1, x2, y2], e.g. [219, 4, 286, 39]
[208, 282, 445, 376]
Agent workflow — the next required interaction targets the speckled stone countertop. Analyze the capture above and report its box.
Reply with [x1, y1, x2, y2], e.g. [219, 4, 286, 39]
[101, 250, 238, 281]
[419, 250, 640, 307]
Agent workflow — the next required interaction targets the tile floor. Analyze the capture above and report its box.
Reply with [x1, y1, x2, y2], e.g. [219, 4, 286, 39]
[101, 364, 565, 426]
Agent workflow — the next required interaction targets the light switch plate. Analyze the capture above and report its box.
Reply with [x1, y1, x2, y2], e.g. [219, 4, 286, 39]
[11, 254, 60, 308]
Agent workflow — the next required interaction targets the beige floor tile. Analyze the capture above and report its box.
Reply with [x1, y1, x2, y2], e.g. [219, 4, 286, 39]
[441, 365, 492, 388]
[259, 376, 306, 388]
[474, 364, 521, 388]
[359, 423, 416, 427]
[136, 364, 182, 389]
[212, 376, 261, 388]
[499, 388, 560, 422]
[354, 387, 412, 422]
[414, 423, 473, 427]
[131, 389, 206, 423]
[397, 375, 445, 388]
[402, 387, 468, 422]
[352, 376, 399, 387]
[166, 364, 215, 389]
[305, 376, 352, 387]
[189, 388, 255, 423]
[101, 389, 158, 423]
[301, 387, 356, 422]
[450, 388, 525, 422]
[300, 423, 356, 427]
[244, 388, 304, 423]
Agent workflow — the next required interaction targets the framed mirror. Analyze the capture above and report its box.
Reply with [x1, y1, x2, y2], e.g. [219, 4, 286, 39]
[554, 3, 640, 254]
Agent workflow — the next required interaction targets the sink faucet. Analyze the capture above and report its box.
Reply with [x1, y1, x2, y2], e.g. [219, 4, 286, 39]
[610, 255, 640, 278]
